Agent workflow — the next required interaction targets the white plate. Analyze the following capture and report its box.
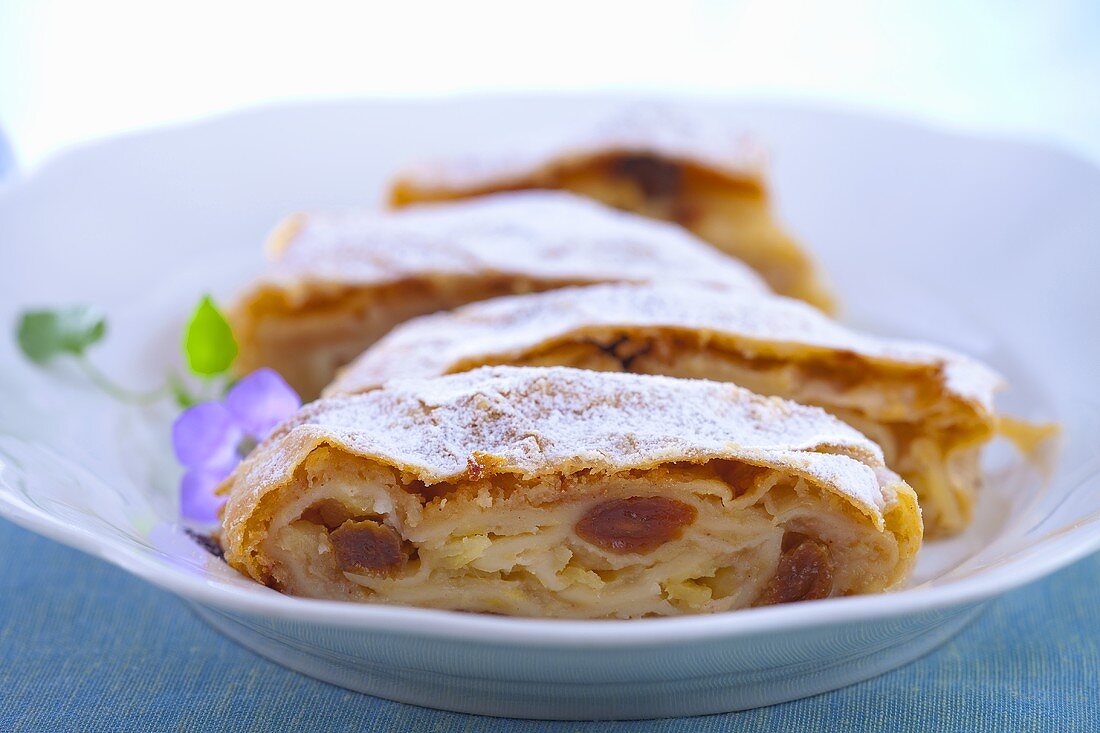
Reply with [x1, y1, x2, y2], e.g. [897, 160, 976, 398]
[1, 96, 1099, 720]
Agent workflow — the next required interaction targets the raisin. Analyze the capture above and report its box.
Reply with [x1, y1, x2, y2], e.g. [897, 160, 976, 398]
[715, 461, 767, 498]
[609, 155, 683, 199]
[300, 499, 354, 530]
[575, 496, 697, 554]
[329, 520, 406, 576]
[755, 537, 833, 606]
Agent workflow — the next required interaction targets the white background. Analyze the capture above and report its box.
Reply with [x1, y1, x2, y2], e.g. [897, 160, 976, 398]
[1, 0, 1098, 169]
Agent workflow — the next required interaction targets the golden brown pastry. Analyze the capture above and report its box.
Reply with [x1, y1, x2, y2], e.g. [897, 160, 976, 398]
[229, 190, 767, 399]
[220, 366, 922, 618]
[389, 107, 834, 311]
[327, 284, 1003, 536]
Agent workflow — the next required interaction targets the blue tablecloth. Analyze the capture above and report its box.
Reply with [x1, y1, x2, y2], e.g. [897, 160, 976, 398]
[1, 518, 1097, 732]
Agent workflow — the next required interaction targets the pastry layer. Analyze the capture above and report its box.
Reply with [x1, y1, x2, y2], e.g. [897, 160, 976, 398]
[328, 284, 1003, 535]
[388, 107, 834, 311]
[220, 366, 921, 618]
[230, 191, 766, 398]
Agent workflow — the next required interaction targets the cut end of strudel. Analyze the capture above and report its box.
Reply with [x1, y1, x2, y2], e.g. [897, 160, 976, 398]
[229, 190, 767, 399]
[220, 366, 921, 618]
[388, 106, 835, 312]
[327, 283, 1005, 536]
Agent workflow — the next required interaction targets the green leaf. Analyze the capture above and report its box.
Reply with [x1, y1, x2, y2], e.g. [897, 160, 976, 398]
[167, 372, 199, 409]
[16, 306, 107, 364]
[183, 296, 238, 376]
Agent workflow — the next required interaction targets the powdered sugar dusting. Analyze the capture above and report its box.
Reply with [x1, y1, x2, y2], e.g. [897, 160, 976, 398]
[396, 105, 768, 192]
[228, 366, 898, 527]
[328, 283, 1004, 413]
[255, 191, 768, 293]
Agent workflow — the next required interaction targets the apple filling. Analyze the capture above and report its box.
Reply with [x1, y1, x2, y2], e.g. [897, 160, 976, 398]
[231, 274, 586, 399]
[247, 447, 911, 619]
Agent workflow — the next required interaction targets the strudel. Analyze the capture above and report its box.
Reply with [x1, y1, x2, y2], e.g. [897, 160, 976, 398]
[230, 191, 765, 398]
[220, 366, 921, 617]
[327, 284, 1002, 535]
[389, 108, 834, 310]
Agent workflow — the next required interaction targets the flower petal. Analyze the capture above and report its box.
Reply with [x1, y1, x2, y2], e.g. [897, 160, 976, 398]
[172, 401, 242, 468]
[225, 368, 301, 439]
[179, 462, 235, 524]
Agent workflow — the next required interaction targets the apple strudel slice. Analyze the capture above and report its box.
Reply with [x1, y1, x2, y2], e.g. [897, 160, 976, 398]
[388, 107, 834, 311]
[229, 190, 766, 399]
[219, 366, 921, 618]
[327, 283, 1004, 536]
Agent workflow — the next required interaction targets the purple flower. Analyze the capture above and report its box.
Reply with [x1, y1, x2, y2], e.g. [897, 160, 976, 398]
[224, 367, 302, 437]
[172, 368, 299, 523]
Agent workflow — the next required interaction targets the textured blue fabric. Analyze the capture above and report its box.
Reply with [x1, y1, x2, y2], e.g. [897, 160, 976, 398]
[1, 519, 1098, 733]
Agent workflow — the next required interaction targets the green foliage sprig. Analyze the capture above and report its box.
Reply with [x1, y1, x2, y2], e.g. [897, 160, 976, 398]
[16, 295, 240, 407]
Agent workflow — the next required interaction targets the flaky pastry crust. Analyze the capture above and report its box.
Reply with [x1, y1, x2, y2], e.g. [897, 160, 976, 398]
[388, 107, 834, 310]
[327, 284, 1002, 535]
[230, 191, 766, 398]
[220, 366, 921, 618]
